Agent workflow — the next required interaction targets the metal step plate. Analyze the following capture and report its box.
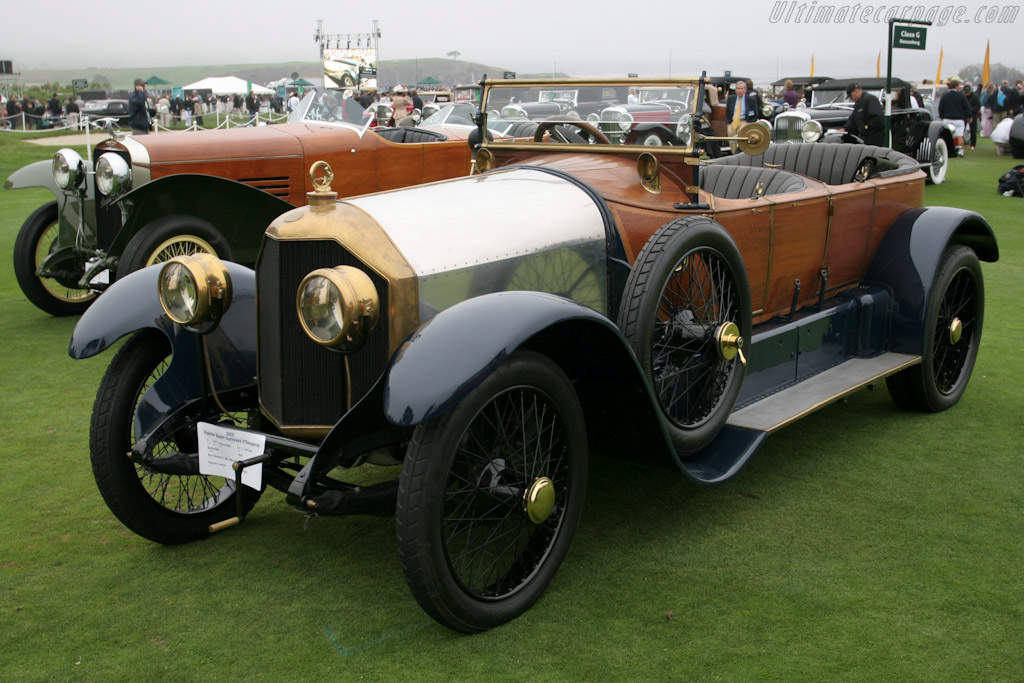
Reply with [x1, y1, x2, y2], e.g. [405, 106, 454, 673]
[728, 352, 921, 433]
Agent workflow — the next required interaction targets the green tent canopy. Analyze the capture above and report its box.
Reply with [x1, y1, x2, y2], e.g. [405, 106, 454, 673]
[417, 76, 441, 85]
[146, 75, 173, 85]
[290, 78, 315, 86]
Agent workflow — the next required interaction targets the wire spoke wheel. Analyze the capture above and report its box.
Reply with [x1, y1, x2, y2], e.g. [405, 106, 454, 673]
[13, 201, 96, 315]
[886, 245, 983, 411]
[90, 331, 260, 543]
[442, 386, 568, 598]
[652, 248, 739, 429]
[143, 235, 217, 268]
[397, 350, 587, 632]
[618, 217, 751, 453]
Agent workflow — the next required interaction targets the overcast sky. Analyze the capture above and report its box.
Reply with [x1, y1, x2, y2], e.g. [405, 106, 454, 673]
[4, 0, 1020, 82]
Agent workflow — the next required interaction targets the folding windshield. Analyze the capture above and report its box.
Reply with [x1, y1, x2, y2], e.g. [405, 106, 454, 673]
[480, 78, 702, 153]
[288, 88, 369, 130]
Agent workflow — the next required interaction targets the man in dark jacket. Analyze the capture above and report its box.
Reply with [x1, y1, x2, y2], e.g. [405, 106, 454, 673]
[963, 83, 981, 149]
[47, 93, 62, 116]
[939, 77, 972, 155]
[843, 83, 885, 146]
[128, 78, 150, 135]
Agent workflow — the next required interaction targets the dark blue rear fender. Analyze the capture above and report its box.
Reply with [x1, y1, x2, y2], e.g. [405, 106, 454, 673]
[383, 291, 676, 464]
[69, 262, 259, 435]
[864, 206, 997, 355]
[111, 174, 296, 266]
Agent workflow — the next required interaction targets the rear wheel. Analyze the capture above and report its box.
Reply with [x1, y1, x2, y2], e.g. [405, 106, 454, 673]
[396, 350, 587, 632]
[90, 331, 261, 544]
[618, 217, 751, 454]
[116, 215, 231, 279]
[13, 201, 96, 316]
[886, 245, 983, 411]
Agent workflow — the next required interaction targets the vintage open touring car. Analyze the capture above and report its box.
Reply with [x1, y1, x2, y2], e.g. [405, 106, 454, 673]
[70, 77, 997, 633]
[5, 88, 474, 317]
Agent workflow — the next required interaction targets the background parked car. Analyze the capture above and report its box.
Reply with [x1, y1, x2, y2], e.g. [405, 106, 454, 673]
[81, 99, 132, 125]
[5, 88, 473, 317]
[771, 77, 954, 184]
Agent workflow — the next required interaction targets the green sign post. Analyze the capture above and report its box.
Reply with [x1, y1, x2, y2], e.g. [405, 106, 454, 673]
[892, 25, 927, 50]
[885, 17, 933, 143]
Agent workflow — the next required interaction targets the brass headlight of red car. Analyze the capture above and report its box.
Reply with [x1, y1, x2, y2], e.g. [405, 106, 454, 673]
[158, 254, 232, 329]
[296, 266, 379, 351]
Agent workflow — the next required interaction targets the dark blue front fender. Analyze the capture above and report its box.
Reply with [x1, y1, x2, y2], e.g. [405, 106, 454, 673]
[864, 206, 997, 355]
[69, 262, 259, 436]
[383, 291, 630, 426]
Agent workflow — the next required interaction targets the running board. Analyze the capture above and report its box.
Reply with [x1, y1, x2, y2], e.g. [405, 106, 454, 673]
[727, 352, 920, 433]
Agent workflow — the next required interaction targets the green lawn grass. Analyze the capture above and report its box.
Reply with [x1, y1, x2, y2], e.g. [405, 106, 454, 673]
[1, 135, 1022, 680]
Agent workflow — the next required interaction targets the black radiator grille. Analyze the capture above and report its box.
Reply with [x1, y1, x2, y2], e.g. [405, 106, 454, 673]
[257, 238, 390, 428]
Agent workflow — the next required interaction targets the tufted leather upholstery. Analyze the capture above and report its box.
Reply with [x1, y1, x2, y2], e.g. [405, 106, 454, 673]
[710, 143, 919, 185]
[699, 164, 807, 199]
[374, 127, 449, 143]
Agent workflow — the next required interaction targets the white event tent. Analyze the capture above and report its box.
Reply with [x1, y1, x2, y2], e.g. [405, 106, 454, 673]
[181, 76, 275, 96]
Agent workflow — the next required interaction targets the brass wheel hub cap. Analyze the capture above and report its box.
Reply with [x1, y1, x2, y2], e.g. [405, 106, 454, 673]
[715, 321, 744, 361]
[949, 317, 963, 345]
[523, 477, 555, 525]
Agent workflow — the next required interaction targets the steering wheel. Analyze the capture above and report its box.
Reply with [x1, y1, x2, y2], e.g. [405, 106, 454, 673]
[533, 118, 611, 144]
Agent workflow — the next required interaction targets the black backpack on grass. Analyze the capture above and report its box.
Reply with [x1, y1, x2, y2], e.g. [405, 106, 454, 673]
[997, 165, 1024, 197]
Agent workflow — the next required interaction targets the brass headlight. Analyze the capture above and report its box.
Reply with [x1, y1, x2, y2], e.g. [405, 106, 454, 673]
[95, 153, 132, 196]
[617, 111, 634, 131]
[52, 148, 85, 191]
[801, 120, 823, 142]
[297, 266, 379, 351]
[158, 254, 232, 329]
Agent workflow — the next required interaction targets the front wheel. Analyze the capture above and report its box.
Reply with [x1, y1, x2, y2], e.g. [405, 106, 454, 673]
[617, 217, 751, 454]
[90, 330, 261, 544]
[886, 245, 983, 411]
[13, 201, 96, 316]
[927, 137, 949, 185]
[116, 215, 231, 279]
[396, 350, 587, 632]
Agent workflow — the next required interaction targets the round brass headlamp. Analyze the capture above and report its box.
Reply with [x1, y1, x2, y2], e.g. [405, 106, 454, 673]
[157, 253, 232, 328]
[52, 148, 86, 191]
[296, 266, 379, 350]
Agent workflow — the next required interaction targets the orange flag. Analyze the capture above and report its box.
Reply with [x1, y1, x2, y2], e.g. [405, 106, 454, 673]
[876, 50, 881, 78]
[810, 53, 815, 77]
[982, 40, 991, 84]
[935, 47, 944, 84]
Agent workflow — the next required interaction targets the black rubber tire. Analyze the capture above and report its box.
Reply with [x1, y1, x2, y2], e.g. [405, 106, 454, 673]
[617, 216, 751, 454]
[116, 215, 232, 279]
[90, 330, 261, 544]
[926, 137, 949, 185]
[13, 201, 96, 316]
[886, 245, 984, 412]
[396, 350, 587, 632]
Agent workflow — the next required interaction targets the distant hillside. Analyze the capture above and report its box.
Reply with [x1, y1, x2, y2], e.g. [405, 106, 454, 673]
[18, 58, 570, 91]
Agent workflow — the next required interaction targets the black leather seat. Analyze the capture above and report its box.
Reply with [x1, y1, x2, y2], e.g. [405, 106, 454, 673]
[374, 127, 449, 144]
[699, 164, 807, 199]
[710, 143, 919, 185]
